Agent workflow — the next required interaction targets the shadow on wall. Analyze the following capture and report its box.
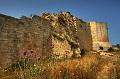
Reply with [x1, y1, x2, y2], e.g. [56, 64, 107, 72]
[87, 23, 93, 50]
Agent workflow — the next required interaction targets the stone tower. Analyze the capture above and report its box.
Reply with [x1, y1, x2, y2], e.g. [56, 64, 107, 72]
[89, 21, 111, 50]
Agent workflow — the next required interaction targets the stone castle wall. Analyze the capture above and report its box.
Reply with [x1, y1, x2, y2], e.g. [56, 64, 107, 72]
[75, 22, 92, 50]
[0, 14, 19, 67]
[0, 14, 53, 67]
[0, 12, 111, 67]
[18, 16, 52, 59]
[42, 12, 92, 51]
[89, 21, 111, 50]
[52, 36, 73, 58]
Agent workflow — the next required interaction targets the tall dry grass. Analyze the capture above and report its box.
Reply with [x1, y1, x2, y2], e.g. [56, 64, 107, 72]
[0, 52, 120, 79]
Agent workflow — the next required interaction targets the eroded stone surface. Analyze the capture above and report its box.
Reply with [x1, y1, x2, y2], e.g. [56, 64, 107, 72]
[0, 12, 111, 67]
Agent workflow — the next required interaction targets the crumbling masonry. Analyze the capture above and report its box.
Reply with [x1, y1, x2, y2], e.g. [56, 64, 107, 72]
[0, 12, 111, 67]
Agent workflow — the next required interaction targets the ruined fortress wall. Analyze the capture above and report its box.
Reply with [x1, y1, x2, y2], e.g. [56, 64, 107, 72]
[43, 12, 92, 51]
[0, 12, 112, 67]
[76, 24, 92, 50]
[52, 36, 73, 58]
[89, 21, 111, 50]
[96, 22, 109, 42]
[0, 14, 19, 67]
[42, 12, 82, 57]
[18, 15, 52, 59]
[0, 14, 52, 67]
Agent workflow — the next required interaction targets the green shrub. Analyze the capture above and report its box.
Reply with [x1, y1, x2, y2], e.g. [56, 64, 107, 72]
[80, 49, 85, 57]
[108, 47, 114, 52]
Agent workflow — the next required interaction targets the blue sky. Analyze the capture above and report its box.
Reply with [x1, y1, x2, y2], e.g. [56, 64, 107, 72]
[0, 0, 120, 44]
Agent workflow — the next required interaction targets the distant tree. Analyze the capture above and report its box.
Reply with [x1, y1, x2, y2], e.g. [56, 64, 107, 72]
[117, 44, 120, 49]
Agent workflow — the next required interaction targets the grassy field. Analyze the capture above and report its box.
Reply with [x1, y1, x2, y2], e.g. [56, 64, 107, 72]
[0, 51, 120, 79]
